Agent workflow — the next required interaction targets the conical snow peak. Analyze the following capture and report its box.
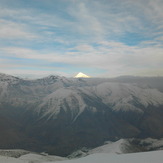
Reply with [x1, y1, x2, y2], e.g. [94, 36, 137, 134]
[74, 72, 90, 78]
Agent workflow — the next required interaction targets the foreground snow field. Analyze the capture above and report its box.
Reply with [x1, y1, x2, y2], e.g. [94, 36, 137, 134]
[0, 150, 163, 163]
[0, 154, 66, 163]
[47, 150, 163, 163]
[0, 155, 28, 163]
[0, 150, 66, 163]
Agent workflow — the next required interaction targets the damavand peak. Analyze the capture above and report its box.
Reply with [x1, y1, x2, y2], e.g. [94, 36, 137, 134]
[74, 72, 90, 78]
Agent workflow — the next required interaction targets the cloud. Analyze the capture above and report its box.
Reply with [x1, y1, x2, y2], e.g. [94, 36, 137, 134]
[0, 19, 37, 39]
[1, 0, 162, 44]
[74, 44, 95, 52]
[67, 2, 104, 38]
[1, 38, 163, 77]
[0, 8, 39, 40]
[0, 0, 162, 77]
[1, 68, 67, 79]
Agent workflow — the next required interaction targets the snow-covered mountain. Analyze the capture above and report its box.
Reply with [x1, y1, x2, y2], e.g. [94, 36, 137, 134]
[0, 73, 163, 156]
[36, 82, 163, 122]
[1, 73, 163, 120]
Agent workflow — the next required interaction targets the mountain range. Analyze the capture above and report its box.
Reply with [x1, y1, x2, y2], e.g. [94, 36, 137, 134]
[0, 73, 163, 156]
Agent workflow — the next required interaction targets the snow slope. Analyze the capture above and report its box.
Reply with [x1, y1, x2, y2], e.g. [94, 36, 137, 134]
[0, 149, 29, 158]
[0, 155, 28, 163]
[0, 139, 163, 163]
[19, 153, 66, 162]
[44, 150, 163, 163]
[37, 87, 87, 120]
[89, 139, 129, 154]
[0, 152, 66, 163]
[68, 139, 130, 159]
[37, 82, 163, 121]
[93, 82, 163, 111]
[0, 150, 163, 163]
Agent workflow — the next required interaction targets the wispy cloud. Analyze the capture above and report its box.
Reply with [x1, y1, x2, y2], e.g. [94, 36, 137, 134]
[0, 0, 163, 77]
[1, 38, 163, 77]
[0, 19, 37, 39]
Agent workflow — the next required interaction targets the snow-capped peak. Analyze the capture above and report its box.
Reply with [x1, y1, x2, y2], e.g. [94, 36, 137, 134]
[75, 72, 90, 78]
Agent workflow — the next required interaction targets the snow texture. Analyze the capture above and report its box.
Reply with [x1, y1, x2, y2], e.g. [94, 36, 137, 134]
[93, 82, 163, 111]
[0, 155, 28, 163]
[0, 152, 66, 163]
[89, 139, 129, 154]
[19, 153, 66, 162]
[140, 138, 163, 150]
[37, 87, 87, 120]
[44, 150, 163, 163]
[0, 150, 163, 163]
[0, 149, 29, 158]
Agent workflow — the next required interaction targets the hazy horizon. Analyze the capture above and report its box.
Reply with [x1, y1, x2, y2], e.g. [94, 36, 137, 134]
[1, 71, 163, 80]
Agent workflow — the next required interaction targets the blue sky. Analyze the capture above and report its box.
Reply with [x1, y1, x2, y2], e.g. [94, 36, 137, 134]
[0, 0, 163, 78]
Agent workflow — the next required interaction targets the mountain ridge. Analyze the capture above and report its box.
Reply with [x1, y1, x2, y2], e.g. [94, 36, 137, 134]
[0, 73, 163, 156]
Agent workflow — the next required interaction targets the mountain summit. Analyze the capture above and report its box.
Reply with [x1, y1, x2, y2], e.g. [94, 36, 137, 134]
[75, 72, 90, 78]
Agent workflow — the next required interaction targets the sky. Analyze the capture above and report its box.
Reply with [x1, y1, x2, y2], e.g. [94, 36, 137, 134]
[0, 0, 163, 78]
